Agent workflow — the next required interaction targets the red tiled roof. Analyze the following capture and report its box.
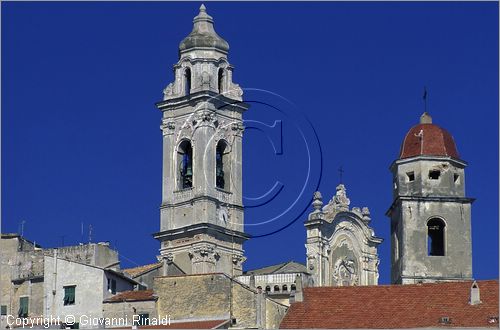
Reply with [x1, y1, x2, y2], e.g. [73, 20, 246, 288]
[280, 280, 499, 329]
[124, 262, 162, 277]
[104, 290, 156, 302]
[400, 123, 459, 159]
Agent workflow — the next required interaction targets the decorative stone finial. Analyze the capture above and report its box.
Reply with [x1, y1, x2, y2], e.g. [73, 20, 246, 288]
[312, 191, 323, 212]
[420, 112, 432, 124]
[199, 3, 206, 12]
[362, 207, 371, 223]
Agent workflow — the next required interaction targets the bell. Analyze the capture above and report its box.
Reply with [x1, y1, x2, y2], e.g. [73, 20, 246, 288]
[185, 165, 193, 177]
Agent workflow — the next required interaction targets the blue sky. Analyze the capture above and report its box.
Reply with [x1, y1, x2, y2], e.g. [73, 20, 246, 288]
[2, 2, 498, 284]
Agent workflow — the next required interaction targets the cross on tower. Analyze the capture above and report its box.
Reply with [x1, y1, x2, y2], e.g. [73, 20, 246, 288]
[338, 166, 344, 184]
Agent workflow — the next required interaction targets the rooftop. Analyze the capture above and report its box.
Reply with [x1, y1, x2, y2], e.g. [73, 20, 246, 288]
[280, 280, 499, 329]
[124, 262, 162, 277]
[104, 289, 156, 303]
[244, 261, 308, 275]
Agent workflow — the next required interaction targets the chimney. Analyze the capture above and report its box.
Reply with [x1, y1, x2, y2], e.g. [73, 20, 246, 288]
[290, 274, 304, 303]
[470, 280, 481, 305]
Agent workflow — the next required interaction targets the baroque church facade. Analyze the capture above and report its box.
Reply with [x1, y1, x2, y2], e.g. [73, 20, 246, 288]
[151, 4, 473, 289]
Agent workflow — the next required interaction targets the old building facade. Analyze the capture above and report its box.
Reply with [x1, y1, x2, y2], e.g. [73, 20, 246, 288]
[387, 112, 473, 284]
[153, 4, 248, 277]
[0, 236, 137, 329]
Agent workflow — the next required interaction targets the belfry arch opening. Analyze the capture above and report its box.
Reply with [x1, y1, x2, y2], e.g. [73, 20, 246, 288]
[427, 218, 445, 256]
[216, 140, 230, 190]
[184, 68, 191, 96]
[178, 140, 193, 189]
[218, 69, 224, 94]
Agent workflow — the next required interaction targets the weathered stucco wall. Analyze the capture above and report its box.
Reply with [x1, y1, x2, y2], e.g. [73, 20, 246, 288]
[154, 273, 287, 328]
[103, 300, 157, 326]
[155, 274, 230, 321]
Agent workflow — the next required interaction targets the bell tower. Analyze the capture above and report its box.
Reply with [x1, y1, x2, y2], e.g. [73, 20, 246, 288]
[387, 112, 473, 284]
[154, 5, 249, 276]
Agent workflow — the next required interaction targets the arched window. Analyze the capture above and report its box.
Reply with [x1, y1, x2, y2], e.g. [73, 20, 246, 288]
[290, 284, 296, 291]
[273, 285, 280, 292]
[184, 68, 191, 96]
[265, 286, 271, 293]
[218, 69, 224, 94]
[178, 140, 193, 189]
[216, 140, 230, 190]
[427, 218, 445, 256]
[282, 285, 288, 292]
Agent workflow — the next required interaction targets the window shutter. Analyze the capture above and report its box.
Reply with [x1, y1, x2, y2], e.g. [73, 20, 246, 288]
[111, 280, 116, 294]
[19, 297, 28, 317]
[69, 286, 75, 304]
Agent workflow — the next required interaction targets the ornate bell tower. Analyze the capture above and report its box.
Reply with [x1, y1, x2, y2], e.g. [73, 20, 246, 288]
[154, 5, 249, 276]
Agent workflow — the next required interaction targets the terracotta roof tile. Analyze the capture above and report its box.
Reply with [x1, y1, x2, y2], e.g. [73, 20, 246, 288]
[280, 280, 499, 329]
[104, 290, 156, 302]
[124, 263, 162, 277]
[400, 123, 460, 159]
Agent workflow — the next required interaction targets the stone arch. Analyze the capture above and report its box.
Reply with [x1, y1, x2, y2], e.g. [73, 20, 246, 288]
[215, 139, 231, 190]
[177, 139, 193, 189]
[427, 217, 446, 256]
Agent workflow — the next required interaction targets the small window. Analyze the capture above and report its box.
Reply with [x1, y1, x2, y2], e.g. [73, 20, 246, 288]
[1, 305, 7, 316]
[134, 314, 150, 326]
[428, 218, 445, 256]
[18, 297, 28, 318]
[273, 285, 280, 292]
[429, 170, 440, 180]
[265, 286, 271, 292]
[107, 278, 116, 294]
[290, 284, 296, 291]
[282, 284, 288, 292]
[64, 286, 76, 305]
[184, 68, 191, 96]
[406, 172, 415, 182]
[218, 69, 224, 94]
[453, 173, 460, 184]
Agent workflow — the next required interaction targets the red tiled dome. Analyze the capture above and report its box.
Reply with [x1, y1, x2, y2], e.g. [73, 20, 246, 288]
[399, 113, 459, 159]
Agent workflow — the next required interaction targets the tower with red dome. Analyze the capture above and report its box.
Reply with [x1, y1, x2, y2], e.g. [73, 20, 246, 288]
[387, 112, 473, 284]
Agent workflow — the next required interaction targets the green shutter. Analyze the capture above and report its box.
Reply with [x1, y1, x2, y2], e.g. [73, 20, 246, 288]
[111, 279, 116, 294]
[1, 305, 7, 316]
[19, 297, 28, 317]
[64, 286, 76, 305]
